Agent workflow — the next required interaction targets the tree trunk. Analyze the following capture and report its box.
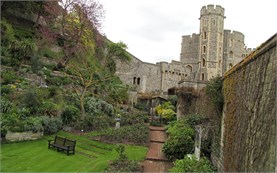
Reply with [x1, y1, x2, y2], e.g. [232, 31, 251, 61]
[80, 87, 87, 120]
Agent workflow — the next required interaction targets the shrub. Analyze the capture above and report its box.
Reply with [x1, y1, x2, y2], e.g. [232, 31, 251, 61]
[21, 88, 40, 114]
[120, 111, 148, 126]
[0, 98, 13, 114]
[156, 101, 176, 123]
[61, 105, 80, 125]
[0, 19, 15, 47]
[46, 76, 72, 86]
[1, 108, 40, 133]
[163, 120, 195, 160]
[41, 116, 62, 135]
[84, 97, 114, 116]
[185, 114, 207, 126]
[39, 101, 59, 116]
[98, 123, 149, 145]
[23, 117, 43, 132]
[1, 70, 17, 84]
[106, 144, 141, 172]
[31, 54, 43, 72]
[80, 114, 115, 131]
[134, 102, 148, 111]
[170, 155, 214, 172]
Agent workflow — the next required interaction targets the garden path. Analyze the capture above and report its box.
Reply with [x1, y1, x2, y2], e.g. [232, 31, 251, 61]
[143, 126, 172, 172]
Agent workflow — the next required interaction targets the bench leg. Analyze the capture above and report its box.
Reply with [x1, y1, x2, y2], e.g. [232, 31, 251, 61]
[67, 150, 69, 156]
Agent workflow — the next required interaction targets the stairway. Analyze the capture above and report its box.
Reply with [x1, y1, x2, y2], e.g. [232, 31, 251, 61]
[143, 126, 172, 172]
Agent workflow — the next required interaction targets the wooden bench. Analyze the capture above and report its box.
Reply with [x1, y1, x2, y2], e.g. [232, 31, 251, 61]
[48, 136, 76, 155]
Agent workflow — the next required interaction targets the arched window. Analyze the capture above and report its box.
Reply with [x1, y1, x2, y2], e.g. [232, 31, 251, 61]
[202, 58, 206, 67]
[204, 32, 207, 39]
[186, 65, 193, 73]
[201, 73, 205, 81]
[137, 77, 140, 85]
[203, 46, 206, 53]
[133, 77, 136, 84]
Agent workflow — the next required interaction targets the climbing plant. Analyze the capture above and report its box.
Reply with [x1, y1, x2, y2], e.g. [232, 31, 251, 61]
[206, 76, 224, 112]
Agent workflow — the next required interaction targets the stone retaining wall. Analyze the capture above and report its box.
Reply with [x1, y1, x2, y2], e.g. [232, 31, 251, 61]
[5, 131, 43, 141]
[221, 33, 276, 172]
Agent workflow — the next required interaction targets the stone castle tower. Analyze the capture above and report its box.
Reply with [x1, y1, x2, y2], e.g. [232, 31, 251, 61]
[115, 5, 253, 103]
[181, 5, 252, 81]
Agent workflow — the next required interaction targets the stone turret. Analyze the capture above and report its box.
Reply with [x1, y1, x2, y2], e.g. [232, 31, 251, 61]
[198, 4, 225, 80]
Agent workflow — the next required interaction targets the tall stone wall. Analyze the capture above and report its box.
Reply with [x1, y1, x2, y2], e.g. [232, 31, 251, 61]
[221, 34, 276, 172]
[223, 30, 245, 72]
[115, 55, 162, 94]
[180, 33, 200, 72]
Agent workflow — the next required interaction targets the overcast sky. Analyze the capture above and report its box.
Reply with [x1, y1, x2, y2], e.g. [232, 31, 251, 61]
[99, 0, 277, 64]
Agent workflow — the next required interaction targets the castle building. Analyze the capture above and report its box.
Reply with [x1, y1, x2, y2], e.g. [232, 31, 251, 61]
[115, 4, 253, 103]
[181, 5, 252, 81]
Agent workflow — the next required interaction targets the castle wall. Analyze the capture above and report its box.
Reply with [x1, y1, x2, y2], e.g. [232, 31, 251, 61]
[115, 54, 162, 94]
[223, 30, 245, 72]
[159, 61, 190, 93]
[221, 34, 276, 172]
[180, 34, 200, 77]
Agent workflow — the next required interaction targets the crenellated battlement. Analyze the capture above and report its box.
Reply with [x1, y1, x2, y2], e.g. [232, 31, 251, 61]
[182, 33, 199, 42]
[224, 30, 245, 41]
[200, 4, 224, 17]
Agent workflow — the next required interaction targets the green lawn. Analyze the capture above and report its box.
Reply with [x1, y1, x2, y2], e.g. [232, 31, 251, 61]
[1, 131, 148, 172]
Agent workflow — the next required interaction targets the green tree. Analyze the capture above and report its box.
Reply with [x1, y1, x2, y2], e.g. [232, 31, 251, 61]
[104, 41, 131, 74]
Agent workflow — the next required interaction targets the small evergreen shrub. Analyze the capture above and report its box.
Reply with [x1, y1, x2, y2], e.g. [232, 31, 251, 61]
[85, 97, 113, 116]
[41, 116, 62, 135]
[163, 120, 195, 160]
[170, 155, 214, 172]
[61, 105, 80, 125]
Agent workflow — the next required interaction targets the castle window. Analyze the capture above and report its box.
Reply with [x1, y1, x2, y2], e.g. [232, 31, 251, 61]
[204, 32, 207, 39]
[213, 19, 216, 25]
[229, 51, 233, 59]
[203, 46, 206, 53]
[186, 65, 193, 72]
[229, 63, 233, 69]
[137, 77, 140, 85]
[202, 58, 206, 67]
[133, 77, 136, 84]
[201, 73, 205, 81]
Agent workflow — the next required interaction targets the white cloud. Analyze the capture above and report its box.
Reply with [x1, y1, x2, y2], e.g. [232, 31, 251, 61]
[100, 0, 277, 63]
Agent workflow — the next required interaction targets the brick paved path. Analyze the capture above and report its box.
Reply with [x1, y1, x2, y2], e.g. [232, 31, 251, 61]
[143, 126, 172, 172]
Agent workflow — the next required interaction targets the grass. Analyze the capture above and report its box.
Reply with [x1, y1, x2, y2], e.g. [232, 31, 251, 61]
[1, 131, 148, 172]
